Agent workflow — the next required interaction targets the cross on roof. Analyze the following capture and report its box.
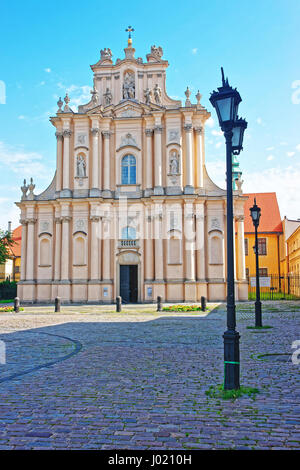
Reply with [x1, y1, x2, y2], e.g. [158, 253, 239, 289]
[125, 26, 135, 39]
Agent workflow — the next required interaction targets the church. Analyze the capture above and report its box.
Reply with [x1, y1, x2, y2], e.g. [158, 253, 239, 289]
[16, 32, 248, 304]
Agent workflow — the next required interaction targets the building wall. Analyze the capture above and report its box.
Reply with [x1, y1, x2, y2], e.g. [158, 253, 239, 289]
[244, 233, 280, 278]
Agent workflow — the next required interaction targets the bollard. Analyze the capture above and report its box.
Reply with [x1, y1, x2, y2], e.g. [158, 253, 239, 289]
[55, 297, 61, 313]
[157, 295, 162, 312]
[116, 296, 122, 312]
[14, 297, 20, 313]
[201, 296, 207, 312]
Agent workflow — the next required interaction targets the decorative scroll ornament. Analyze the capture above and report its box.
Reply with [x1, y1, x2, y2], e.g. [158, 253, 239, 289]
[120, 133, 137, 148]
[100, 48, 112, 61]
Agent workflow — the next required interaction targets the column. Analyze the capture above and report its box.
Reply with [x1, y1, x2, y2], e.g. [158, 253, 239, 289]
[145, 213, 154, 280]
[20, 219, 27, 281]
[237, 215, 246, 280]
[90, 216, 101, 280]
[154, 126, 164, 195]
[102, 216, 111, 280]
[145, 129, 153, 195]
[55, 131, 63, 192]
[102, 130, 111, 196]
[154, 210, 163, 280]
[54, 217, 62, 280]
[184, 124, 194, 193]
[184, 209, 195, 281]
[195, 126, 204, 188]
[90, 128, 100, 196]
[26, 218, 36, 280]
[196, 206, 206, 280]
[60, 216, 71, 280]
[62, 129, 72, 195]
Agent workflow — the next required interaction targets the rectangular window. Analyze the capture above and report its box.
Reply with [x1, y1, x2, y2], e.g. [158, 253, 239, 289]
[258, 237, 267, 255]
[244, 238, 248, 256]
[245, 268, 249, 278]
[259, 268, 268, 277]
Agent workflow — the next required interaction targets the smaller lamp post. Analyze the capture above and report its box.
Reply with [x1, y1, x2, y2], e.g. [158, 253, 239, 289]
[250, 198, 262, 327]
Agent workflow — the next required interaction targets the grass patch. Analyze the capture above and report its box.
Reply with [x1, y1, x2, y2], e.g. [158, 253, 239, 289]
[246, 325, 273, 330]
[205, 384, 259, 400]
[0, 299, 14, 304]
[162, 304, 206, 312]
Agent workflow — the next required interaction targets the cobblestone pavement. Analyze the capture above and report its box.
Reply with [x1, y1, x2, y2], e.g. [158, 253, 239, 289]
[0, 302, 299, 450]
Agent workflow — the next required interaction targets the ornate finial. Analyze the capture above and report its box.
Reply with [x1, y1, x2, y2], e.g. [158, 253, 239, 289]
[125, 25, 135, 47]
[185, 87, 191, 107]
[64, 93, 71, 112]
[196, 90, 202, 106]
[57, 97, 63, 113]
[21, 179, 28, 200]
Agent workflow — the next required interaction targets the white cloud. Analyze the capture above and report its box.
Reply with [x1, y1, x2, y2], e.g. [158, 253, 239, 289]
[57, 83, 91, 111]
[206, 117, 215, 128]
[296, 144, 300, 152]
[211, 129, 223, 137]
[191, 48, 198, 55]
[215, 142, 222, 149]
[18, 115, 25, 120]
[44, 68, 51, 73]
[256, 117, 263, 125]
[266, 146, 274, 151]
[287, 151, 295, 157]
[280, 141, 288, 146]
[205, 160, 300, 219]
[267, 155, 275, 161]
[0, 141, 50, 180]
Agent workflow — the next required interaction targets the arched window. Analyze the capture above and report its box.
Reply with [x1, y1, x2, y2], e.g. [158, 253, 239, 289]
[121, 155, 136, 184]
[122, 226, 136, 240]
[40, 238, 51, 266]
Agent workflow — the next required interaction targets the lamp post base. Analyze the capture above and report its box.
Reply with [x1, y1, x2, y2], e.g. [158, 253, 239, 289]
[223, 329, 240, 390]
[255, 300, 262, 327]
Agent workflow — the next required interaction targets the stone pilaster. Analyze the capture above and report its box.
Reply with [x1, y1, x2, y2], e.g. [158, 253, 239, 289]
[195, 207, 206, 280]
[154, 210, 163, 280]
[90, 128, 101, 196]
[153, 126, 164, 195]
[55, 131, 63, 193]
[184, 124, 194, 194]
[60, 216, 71, 281]
[25, 218, 36, 281]
[145, 213, 154, 280]
[20, 219, 27, 281]
[54, 217, 62, 281]
[184, 209, 195, 281]
[61, 129, 72, 197]
[102, 130, 112, 197]
[195, 126, 204, 188]
[90, 216, 101, 280]
[145, 128, 153, 196]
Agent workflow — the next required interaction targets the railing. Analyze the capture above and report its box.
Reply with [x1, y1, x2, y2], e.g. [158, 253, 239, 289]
[118, 239, 139, 248]
[248, 274, 300, 300]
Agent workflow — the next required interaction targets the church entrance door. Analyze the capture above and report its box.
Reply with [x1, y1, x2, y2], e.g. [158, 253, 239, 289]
[120, 265, 138, 303]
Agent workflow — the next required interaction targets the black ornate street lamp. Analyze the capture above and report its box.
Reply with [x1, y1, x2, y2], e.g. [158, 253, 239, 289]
[250, 198, 262, 327]
[210, 68, 247, 390]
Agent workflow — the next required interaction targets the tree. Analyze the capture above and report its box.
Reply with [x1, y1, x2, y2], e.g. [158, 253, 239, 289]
[0, 230, 15, 264]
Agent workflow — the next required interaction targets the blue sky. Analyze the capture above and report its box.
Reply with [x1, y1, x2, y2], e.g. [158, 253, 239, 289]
[1, 0, 300, 228]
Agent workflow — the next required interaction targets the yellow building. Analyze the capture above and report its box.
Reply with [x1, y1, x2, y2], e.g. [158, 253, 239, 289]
[285, 223, 300, 297]
[279, 216, 300, 278]
[242, 193, 283, 283]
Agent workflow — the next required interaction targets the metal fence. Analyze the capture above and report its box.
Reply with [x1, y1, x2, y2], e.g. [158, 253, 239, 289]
[248, 274, 300, 300]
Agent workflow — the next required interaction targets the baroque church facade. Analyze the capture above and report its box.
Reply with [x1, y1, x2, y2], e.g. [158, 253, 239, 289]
[16, 35, 248, 304]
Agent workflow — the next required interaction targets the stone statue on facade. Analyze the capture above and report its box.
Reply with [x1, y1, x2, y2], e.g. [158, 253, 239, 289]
[123, 72, 135, 99]
[151, 45, 163, 59]
[153, 84, 162, 105]
[27, 178, 35, 200]
[169, 151, 179, 175]
[77, 155, 86, 177]
[235, 173, 244, 192]
[103, 87, 113, 106]
[91, 86, 99, 105]
[144, 88, 152, 104]
[100, 48, 112, 61]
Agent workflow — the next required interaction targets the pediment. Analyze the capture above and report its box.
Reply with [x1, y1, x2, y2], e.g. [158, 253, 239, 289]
[114, 101, 144, 118]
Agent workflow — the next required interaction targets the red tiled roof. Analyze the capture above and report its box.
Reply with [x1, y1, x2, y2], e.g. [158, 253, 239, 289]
[243, 193, 283, 233]
[8, 225, 22, 258]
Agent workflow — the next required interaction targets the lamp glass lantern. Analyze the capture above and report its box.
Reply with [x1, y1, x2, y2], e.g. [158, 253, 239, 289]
[250, 199, 261, 227]
[232, 118, 248, 154]
[209, 68, 242, 130]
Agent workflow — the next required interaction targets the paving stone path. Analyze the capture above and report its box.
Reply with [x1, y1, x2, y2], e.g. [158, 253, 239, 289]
[0, 302, 299, 449]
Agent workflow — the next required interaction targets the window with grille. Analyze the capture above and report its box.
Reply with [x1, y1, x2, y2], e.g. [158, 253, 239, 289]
[258, 237, 267, 255]
[259, 268, 268, 277]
